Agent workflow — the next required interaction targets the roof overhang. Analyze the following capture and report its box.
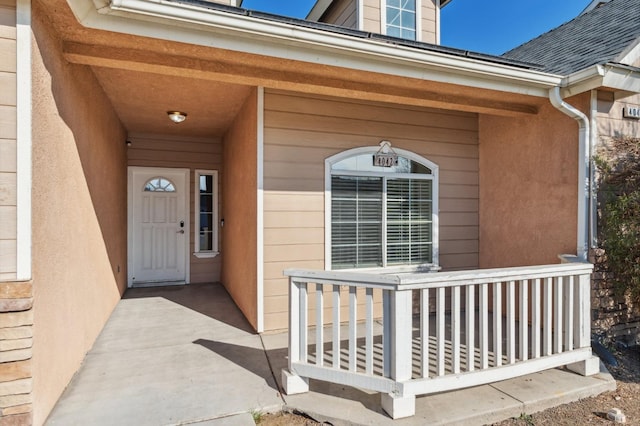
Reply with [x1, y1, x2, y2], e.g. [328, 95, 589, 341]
[69, 0, 561, 100]
[561, 63, 640, 99]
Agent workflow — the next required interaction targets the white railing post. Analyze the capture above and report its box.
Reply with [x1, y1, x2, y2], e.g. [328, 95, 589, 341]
[567, 271, 599, 376]
[282, 278, 310, 394]
[381, 288, 415, 419]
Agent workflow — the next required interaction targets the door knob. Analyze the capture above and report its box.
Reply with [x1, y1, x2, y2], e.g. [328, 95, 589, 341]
[177, 229, 185, 234]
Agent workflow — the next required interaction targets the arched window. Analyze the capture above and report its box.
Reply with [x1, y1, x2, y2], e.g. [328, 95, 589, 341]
[143, 177, 176, 192]
[326, 142, 438, 270]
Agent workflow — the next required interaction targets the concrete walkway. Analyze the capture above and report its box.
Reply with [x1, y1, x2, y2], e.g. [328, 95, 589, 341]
[46, 283, 615, 426]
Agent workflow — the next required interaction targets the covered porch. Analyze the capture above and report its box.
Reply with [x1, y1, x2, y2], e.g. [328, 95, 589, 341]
[45, 282, 614, 425]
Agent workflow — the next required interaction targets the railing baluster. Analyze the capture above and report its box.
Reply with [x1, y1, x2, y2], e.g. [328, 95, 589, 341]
[506, 280, 516, 364]
[480, 283, 488, 369]
[349, 286, 357, 372]
[564, 276, 574, 352]
[452, 286, 461, 374]
[332, 285, 341, 368]
[466, 284, 475, 371]
[531, 278, 541, 359]
[421, 288, 430, 378]
[543, 277, 552, 356]
[519, 279, 528, 361]
[436, 287, 445, 376]
[300, 282, 308, 363]
[316, 284, 324, 366]
[383, 289, 391, 377]
[288, 279, 302, 371]
[365, 288, 374, 375]
[554, 276, 563, 354]
[493, 282, 502, 367]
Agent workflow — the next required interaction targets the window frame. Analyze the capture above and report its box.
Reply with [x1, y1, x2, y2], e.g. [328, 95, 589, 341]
[193, 169, 219, 258]
[381, 0, 422, 42]
[325, 146, 439, 271]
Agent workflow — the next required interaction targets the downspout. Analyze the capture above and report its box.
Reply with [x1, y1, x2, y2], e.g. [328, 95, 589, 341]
[589, 90, 598, 250]
[549, 86, 590, 261]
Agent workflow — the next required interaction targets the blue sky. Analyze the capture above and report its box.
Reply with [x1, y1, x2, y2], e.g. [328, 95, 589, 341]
[241, 0, 593, 55]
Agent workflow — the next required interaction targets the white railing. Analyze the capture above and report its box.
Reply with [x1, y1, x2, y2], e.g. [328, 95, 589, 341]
[281, 262, 598, 419]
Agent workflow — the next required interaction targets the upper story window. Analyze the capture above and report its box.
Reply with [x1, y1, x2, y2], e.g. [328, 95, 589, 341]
[386, 0, 417, 40]
[326, 142, 438, 270]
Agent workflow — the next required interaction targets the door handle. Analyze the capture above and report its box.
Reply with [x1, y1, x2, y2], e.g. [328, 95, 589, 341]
[177, 229, 185, 234]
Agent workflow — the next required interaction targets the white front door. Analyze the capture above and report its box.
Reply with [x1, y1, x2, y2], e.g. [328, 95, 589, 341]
[128, 167, 189, 286]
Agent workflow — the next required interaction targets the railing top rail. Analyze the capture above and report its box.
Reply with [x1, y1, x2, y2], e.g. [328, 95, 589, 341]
[284, 262, 593, 290]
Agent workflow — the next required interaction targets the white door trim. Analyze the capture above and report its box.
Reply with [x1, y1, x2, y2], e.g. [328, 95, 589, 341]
[127, 166, 190, 287]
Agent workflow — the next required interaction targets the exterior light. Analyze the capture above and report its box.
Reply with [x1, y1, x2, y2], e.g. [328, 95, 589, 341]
[167, 111, 187, 123]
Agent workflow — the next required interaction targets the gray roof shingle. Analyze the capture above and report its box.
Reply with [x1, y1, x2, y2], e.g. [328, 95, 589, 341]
[503, 0, 640, 75]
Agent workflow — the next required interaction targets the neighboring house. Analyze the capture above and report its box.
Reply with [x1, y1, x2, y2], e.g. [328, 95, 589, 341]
[504, 0, 640, 342]
[0, 0, 639, 423]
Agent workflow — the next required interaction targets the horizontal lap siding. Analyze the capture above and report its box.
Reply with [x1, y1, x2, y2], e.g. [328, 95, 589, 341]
[0, 2, 15, 280]
[127, 134, 222, 283]
[420, 0, 437, 43]
[263, 90, 479, 330]
[322, 0, 357, 29]
[363, 0, 380, 33]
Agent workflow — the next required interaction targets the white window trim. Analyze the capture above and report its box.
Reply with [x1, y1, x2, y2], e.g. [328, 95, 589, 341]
[193, 170, 219, 258]
[380, 0, 422, 42]
[324, 145, 439, 271]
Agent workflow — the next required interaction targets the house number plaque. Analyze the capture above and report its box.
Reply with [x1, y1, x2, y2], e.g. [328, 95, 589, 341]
[373, 140, 398, 167]
[623, 106, 640, 119]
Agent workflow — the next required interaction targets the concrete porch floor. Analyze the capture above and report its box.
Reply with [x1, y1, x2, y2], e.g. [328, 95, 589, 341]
[46, 283, 615, 426]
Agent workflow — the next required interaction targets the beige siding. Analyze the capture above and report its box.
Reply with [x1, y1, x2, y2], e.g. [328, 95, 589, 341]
[263, 90, 479, 330]
[421, 0, 437, 43]
[221, 89, 258, 329]
[0, 1, 15, 281]
[127, 134, 223, 283]
[363, 0, 380, 33]
[321, 0, 357, 29]
[596, 91, 640, 143]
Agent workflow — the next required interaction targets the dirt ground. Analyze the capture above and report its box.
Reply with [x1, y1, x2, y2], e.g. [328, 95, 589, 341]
[258, 346, 640, 425]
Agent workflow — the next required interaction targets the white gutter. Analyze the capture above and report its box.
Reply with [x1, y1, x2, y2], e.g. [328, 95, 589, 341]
[549, 87, 590, 261]
[69, 0, 562, 97]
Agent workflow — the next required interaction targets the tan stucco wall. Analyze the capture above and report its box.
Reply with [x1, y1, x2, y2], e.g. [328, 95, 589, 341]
[221, 89, 258, 329]
[31, 6, 127, 424]
[478, 98, 585, 268]
[127, 134, 224, 283]
[262, 90, 480, 330]
[0, 0, 16, 281]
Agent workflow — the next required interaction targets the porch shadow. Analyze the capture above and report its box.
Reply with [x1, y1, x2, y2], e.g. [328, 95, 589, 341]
[123, 282, 254, 333]
[194, 337, 383, 413]
[193, 338, 282, 393]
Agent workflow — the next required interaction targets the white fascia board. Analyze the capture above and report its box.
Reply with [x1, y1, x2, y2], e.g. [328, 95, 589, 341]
[68, 0, 562, 97]
[561, 63, 640, 98]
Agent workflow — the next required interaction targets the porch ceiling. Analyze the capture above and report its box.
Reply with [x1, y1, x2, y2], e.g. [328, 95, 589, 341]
[91, 67, 253, 138]
[44, 0, 548, 118]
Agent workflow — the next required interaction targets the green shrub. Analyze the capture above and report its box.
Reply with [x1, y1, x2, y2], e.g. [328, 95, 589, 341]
[597, 136, 640, 301]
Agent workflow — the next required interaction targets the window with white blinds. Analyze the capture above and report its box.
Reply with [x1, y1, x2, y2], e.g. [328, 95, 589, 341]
[328, 147, 437, 270]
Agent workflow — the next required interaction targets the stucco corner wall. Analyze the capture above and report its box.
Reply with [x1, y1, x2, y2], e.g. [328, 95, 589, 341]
[222, 88, 258, 330]
[31, 5, 127, 424]
[478, 97, 587, 268]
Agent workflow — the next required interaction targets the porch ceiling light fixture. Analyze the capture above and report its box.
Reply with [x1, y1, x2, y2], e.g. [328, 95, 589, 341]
[167, 111, 187, 123]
